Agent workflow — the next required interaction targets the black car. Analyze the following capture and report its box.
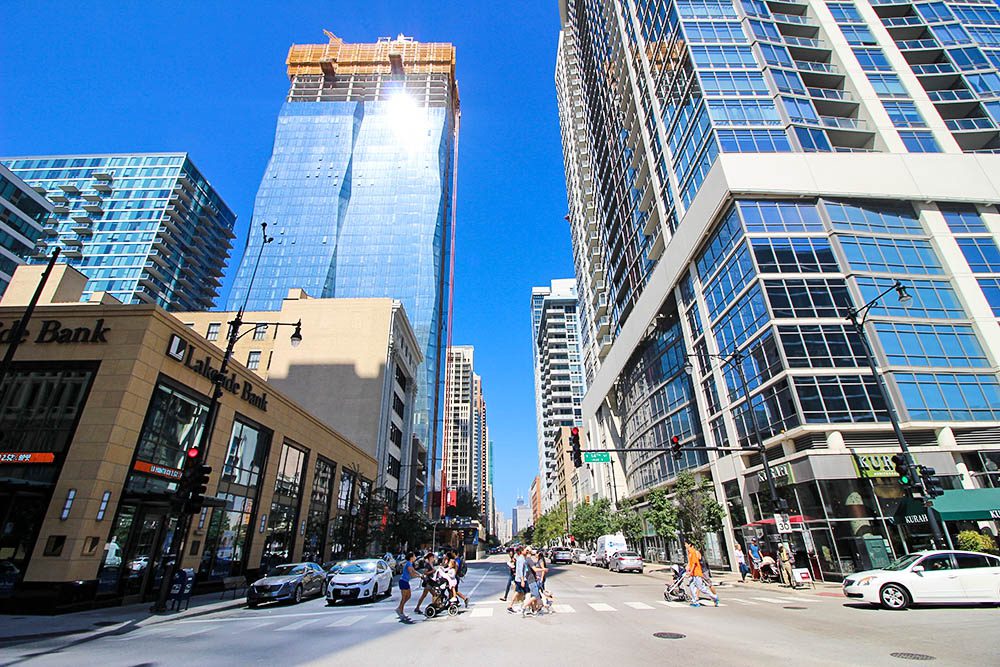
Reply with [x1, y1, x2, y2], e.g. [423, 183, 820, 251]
[248, 562, 326, 607]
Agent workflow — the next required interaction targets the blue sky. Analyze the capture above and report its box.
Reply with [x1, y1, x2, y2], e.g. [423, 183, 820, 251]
[1, 1, 573, 519]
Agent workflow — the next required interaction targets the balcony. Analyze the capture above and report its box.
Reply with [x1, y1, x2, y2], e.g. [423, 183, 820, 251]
[70, 211, 93, 223]
[882, 16, 924, 28]
[897, 39, 941, 51]
[808, 87, 853, 101]
[927, 89, 977, 102]
[92, 171, 113, 181]
[772, 12, 815, 26]
[62, 236, 84, 247]
[81, 193, 103, 203]
[49, 193, 69, 203]
[795, 60, 837, 74]
[30, 185, 47, 196]
[82, 203, 104, 214]
[52, 204, 70, 214]
[945, 116, 996, 131]
[58, 184, 80, 194]
[783, 36, 826, 50]
[93, 182, 112, 193]
[912, 62, 957, 75]
[821, 116, 868, 130]
[41, 226, 59, 237]
[71, 224, 93, 235]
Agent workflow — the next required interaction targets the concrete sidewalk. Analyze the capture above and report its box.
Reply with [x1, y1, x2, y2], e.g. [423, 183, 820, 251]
[639, 563, 843, 595]
[0, 592, 247, 644]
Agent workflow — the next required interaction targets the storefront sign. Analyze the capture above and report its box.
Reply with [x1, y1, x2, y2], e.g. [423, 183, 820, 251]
[758, 463, 794, 486]
[854, 453, 898, 479]
[0, 452, 56, 464]
[0, 319, 110, 345]
[904, 513, 928, 525]
[166, 334, 269, 412]
[992, 509, 1000, 520]
[133, 460, 183, 481]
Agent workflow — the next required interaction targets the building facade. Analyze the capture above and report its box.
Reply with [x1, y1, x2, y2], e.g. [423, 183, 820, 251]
[226, 33, 461, 497]
[471, 374, 493, 530]
[0, 266, 375, 611]
[178, 291, 424, 512]
[0, 164, 50, 298]
[443, 346, 475, 497]
[512, 496, 533, 536]
[2, 153, 235, 310]
[557, 0, 1000, 579]
[531, 280, 588, 511]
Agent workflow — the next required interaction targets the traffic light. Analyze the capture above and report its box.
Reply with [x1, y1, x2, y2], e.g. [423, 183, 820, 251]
[570, 427, 582, 468]
[891, 454, 916, 490]
[185, 445, 201, 460]
[670, 435, 683, 461]
[182, 464, 212, 515]
[919, 465, 945, 498]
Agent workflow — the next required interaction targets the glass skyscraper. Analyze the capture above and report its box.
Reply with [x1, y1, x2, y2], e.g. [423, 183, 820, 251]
[1, 153, 236, 310]
[227, 33, 460, 496]
[557, 0, 1000, 577]
[0, 164, 50, 297]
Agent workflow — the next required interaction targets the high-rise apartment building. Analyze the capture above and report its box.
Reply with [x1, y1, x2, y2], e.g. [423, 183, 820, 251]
[512, 496, 533, 535]
[443, 346, 475, 496]
[471, 374, 493, 529]
[226, 33, 461, 498]
[557, 0, 1000, 579]
[531, 280, 587, 511]
[2, 154, 235, 310]
[0, 164, 50, 297]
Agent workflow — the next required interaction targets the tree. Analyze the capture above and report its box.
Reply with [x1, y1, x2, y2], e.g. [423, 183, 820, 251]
[671, 471, 725, 549]
[534, 501, 570, 545]
[516, 525, 534, 544]
[645, 488, 679, 542]
[611, 498, 645, 547]
[570, 498, 613, 546]
[446, 489, 480, 520]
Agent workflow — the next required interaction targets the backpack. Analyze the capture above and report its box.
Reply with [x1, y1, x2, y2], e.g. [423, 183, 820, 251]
[457, 558, 468, 578]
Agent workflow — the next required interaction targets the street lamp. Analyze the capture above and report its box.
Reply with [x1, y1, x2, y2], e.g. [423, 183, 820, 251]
[684, 351, 788, 514]
[845, 280, 946, 549]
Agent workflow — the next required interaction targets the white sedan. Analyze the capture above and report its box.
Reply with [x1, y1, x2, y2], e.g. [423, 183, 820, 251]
[843, 550, 1000, 610]
[325, 559, 393, 604]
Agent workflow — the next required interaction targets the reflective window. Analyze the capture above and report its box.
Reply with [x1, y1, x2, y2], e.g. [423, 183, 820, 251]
[840, 25, 877, 45]
[738, 200, 823, 233]
[883, 102, 926, 128]
[824, 200, 923, 235]
[977, 278, 1000, 315]
[827, 2, 863, 23]
[957, 237, 1000, 272]
[732, 378, 800, 446]
[896, 373, 1000, 420]
[764, 278, 853, 318]
[853, 48, 892, 72]
[713, 285, 771, 354]
[704, 244, 756, 319]
[696, 207, 744, 279]
[899, 131, 941, 153]
[868, 74, 909, 98]
[778, 325, 867, 367]
[716, 129, 792, 152]
[857, 277, 966, 319]
[875, 322, 989, 368]
[752, 237, 838, 274]
[839, 236, 943, 275]
[794, 375, 888, 423]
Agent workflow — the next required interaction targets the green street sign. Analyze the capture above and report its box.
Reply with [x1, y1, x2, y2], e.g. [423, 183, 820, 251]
[583, 452, 611, 463]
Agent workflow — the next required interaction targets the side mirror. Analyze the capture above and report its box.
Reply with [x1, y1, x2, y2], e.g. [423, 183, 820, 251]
[911, 565, 925, 573]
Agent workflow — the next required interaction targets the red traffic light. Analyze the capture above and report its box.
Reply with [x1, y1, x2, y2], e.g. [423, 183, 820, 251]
[186, 447, 200, 459]
[571, 427, 579, 436]
[671, 435, 680, 445]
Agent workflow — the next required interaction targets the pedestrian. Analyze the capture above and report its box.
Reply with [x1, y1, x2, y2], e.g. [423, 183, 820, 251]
[412, 551, 437, 615]
[506, 545, 526, 614]
[500, 548, 516, 602]
[748, 538, 763, 580]
[685, 541, 719, 608]
[522, 548, 545, 617]
[441, 552, 469, 607]
[396, 552, 421, 622]
[454, 551, 470, 607]
[778, 543, 795, 588]
[735, 543, 749, 582]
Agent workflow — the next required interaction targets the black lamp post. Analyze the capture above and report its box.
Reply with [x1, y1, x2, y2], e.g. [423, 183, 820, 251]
[154, 222, 303, 611]
[845, 280, 946, 549]
[0, 249, 61, 397]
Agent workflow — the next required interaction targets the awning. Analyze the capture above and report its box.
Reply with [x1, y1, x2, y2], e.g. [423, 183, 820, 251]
[895, 488, 1000, 524]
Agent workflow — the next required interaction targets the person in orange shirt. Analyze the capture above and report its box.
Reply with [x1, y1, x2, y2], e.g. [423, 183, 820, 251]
[685, 541, 719, 608]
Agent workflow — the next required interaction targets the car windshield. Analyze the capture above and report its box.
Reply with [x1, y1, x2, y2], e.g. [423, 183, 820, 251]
[618, 552, 639, 557]
[882, 554, 922, 571]
[340, 562, 377, 574]
[326, 561, 348, 573]
[269, 564, 306, 576]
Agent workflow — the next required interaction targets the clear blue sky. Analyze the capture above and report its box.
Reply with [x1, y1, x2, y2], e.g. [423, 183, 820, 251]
[1, 1, 573, 519]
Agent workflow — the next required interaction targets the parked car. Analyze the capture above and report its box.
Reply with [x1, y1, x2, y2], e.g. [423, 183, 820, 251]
[585, 551, 597, 566]
[380, 553, 399, 574]
[323, 560, 349, 584]
[842, 550, 1000, 610]
[326, 559, 393, 604]
[609, 551, 644, 573]
[248, 562, 326, 607]
[572, 548, 586, 564]
[551, 547, 574, 564]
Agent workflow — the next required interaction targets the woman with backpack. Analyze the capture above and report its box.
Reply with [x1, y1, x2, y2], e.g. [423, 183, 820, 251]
[448, 551, 470, 608]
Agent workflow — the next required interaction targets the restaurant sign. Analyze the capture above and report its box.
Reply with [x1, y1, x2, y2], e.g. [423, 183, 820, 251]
[853, 453, 898, 479]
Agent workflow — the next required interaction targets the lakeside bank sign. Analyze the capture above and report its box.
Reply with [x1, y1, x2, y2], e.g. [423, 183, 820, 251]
[166, 333, 268, 412]
[0, 318, 110, 344]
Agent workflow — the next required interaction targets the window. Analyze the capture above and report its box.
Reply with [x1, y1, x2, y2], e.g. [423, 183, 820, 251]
[712, 286, 770, 354]
[696, 208, 744, 279]
[206, 322, 220, 341]
[783, 96, 820, 123]
[883, 102, 926, 128]
[794, 375, 888, 423]
[867, 74, 908, 98]
[758, 43, 793, 68]
[685, 21, 747, 43]
[941, 205, 988, 233]
[778, 325, 867, 367]
[857, 277, 966, 319]
[896, 373, 1000, 420]
[752, 237, 838, 274]
[916, 2, 955, 23]
[253, 323, 268, 340]
[337, 468, 355, 511]
[691, 45, 758, 68]
[824, 200, 923, 235]
[931, 23, 971, 46]
[899, 131, 941, 153]
[716, 129, 792, 153]
[795, 126, 831, 152]
[840, 25, 876, 45]
[386, 455, 401, 478]
[949, 47, 990, 71]
[839, 236, 943, 275]
[738, 200, 823, 233]
[393, 393, 405, 418]
[875, 322, 989, 368]
[764, 278, 854, 318]
[977, 278, 1000, 315]
[246, 351, 261, 371]
[704, 244, 756, 319]
[771, 68, 807, 94]
[955, 553, 993, 569]
[957, 237, 1000, 272]
[707, 100, 783, 126]
[853, 48, 892, 72]
[732, 379, 800, 446]
[827, 2, 863, 23]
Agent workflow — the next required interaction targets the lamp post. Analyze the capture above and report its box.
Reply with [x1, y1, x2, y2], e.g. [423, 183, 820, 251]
[684, 351, 788, 515]
[0, 249, 61, 397]
[153, 222, 302, 611]
[845, 280, 946, 549]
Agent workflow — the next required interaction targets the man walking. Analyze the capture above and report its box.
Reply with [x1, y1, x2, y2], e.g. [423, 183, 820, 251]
[685, 541, 719, 608]
[521, 548, 545, 616]
[748, 538, 763, 580]
[778, 543, 795, 588]
[506, 546, 526, 614]
[500, 548, 516, 602]
[412, 551, 437, 616]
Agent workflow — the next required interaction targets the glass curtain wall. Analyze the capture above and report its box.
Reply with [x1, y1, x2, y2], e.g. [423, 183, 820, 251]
[260, 442, 307, 570]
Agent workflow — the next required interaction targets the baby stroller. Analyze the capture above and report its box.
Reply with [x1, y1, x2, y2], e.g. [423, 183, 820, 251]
[422, 574, 460, 618]
[663, 563, 690, 603]
[758, 555, 779, 584]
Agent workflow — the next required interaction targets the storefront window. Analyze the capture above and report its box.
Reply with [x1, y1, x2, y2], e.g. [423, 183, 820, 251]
[126, 383, 208, 495]
[261, 442, 307, 571]
[818, 478, 878, 520]
[304, 458, 336, 563]
[200, 417, 271, 581]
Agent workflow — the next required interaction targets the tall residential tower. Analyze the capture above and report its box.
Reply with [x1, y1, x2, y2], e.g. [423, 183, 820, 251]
[557, 0, 1000, 578]
[226, 33, 461, 499]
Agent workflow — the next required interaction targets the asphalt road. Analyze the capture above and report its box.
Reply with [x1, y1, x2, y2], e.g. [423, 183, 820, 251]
[1, 556, 997, 666]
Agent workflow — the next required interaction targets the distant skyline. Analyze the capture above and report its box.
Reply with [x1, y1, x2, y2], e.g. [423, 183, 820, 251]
[0, 1, 572, 518]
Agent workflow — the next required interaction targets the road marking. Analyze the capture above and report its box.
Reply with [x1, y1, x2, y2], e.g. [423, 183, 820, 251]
[588, 603, 616, 612]
[276, 618, 321, 631]
[173, 626, 213, 638]
[469, 607, 493, 618]
[466, 566, 494, 597]
[233, 621, 273, 632]
[658, 600, 687, 608]
[552, 604, 575, 613]
[473, 600, 503, 605]
[329, 614, 366, 627]
[377, 614, 400, 624]
[729, 598, 758, 605]
[751, 597, 788, 604]
[625, 602, 655, 610]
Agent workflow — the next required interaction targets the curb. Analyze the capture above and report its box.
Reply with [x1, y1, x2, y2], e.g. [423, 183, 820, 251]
[141, 598, 248, 627]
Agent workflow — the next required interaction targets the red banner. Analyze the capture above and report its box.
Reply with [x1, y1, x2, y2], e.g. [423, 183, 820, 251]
[134, 460, 183, 480]
[446, 489, 457, 507]
[0, 452, 55, 464]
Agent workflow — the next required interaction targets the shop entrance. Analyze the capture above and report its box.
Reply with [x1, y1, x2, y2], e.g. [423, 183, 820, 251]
[101, 502, 178, 603]
[0, 489, 50, 599]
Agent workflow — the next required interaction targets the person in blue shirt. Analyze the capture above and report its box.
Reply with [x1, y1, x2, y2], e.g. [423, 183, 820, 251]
[748, 539, 763, 580]
[396, 552, 422, 622]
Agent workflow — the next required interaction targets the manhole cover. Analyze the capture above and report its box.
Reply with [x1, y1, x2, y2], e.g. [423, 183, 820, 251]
[783, 606, 807, 610]
[653, 632, 686, 640]
[890, 653, 936, 662]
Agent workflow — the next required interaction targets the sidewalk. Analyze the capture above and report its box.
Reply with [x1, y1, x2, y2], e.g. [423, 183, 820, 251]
[640, 563, 843, 595]
[0, 592, 247, 644]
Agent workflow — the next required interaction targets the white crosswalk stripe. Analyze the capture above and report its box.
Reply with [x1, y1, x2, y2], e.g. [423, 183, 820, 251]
[172, 626, 213, 638]
[469, 607, 493, 618]
[328, 615, 366, 627]
[729, 598, 758, 605]
[552, 604, 575, 613]
[377, 614, 400, 624]
[752, 597, 788, 604]
[658, 600, 687, 608]
[588, 602, 616, 612]
[625, 602, 655, 610]
[276, 618, 321, 631]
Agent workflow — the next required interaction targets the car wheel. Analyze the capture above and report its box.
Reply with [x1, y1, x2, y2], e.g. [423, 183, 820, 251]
[326, 600, 335, 606]
[294, 585, 303, 604]
[248, 601, 258, 609]
[879, 583, 910, 610]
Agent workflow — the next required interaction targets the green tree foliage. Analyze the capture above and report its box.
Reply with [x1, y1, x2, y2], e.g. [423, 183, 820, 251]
[534, 501, 570, 545]
[611, 498, 645, 546]
[446, 489, 481, 520]
[516, 525, 534, 544]
[957, 530, 999, 555]
[645, 488, 679, 541]
[570, 498, 613, 546]
[645, 472, 725, 549]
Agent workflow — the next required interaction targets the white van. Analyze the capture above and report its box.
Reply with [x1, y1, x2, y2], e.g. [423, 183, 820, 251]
[595, 533, 628, 568]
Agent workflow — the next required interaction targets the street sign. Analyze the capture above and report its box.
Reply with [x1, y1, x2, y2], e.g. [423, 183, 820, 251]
[583, 452, 611, 463]
[774, 513, 793, 534]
